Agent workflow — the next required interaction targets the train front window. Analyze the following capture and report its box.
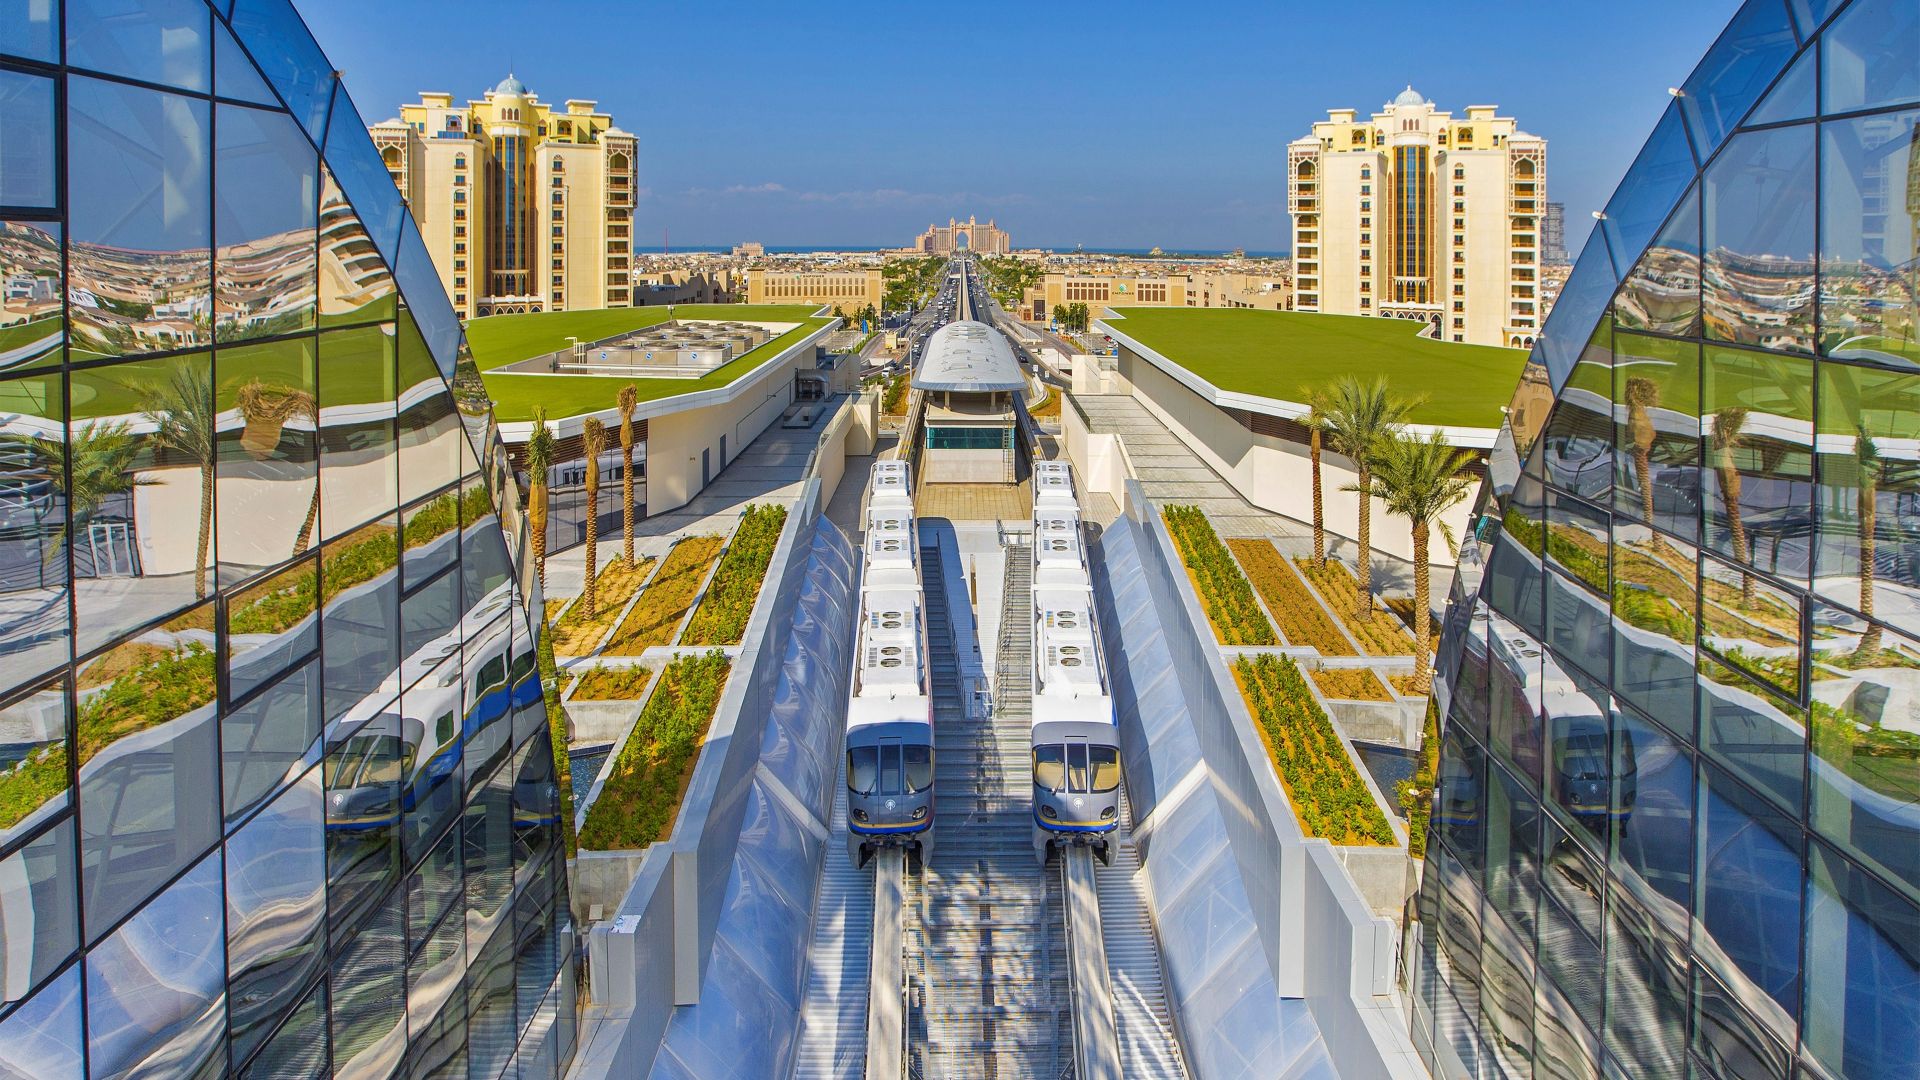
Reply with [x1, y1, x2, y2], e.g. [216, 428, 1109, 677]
[1090, 746, 1121, 792]
[1066, 743, 1091, 791]
[848, 747, 879, 795]
[1033, 745, 1066, 790]
[878, 744, 903, 795]
[904, 745, 933, 793]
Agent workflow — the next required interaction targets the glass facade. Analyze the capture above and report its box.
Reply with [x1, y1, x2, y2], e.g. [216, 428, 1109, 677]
[0, 3, 572, 1078]
[1417, 2, 1920, 1079]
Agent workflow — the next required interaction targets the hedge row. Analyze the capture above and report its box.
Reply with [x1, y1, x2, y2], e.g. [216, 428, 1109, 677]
[682, 504, 789, 646]
[1163, 506, 1277, 646]
[1233, 654, 1395, 846]
[578, 650, 731, 850]
[1226, 539, 1352, 655]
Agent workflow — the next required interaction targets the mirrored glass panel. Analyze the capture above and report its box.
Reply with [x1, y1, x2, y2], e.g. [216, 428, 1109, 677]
[1702, 125, 1817, 355]
[1699, 654, 1806, 816]
[70, 353, 215, 656]
[0, 674, 69, 853]
[225, 0, 334, 143]
[0, 367, 70, 692]
[1538, 321, 1613, 501]
[317, 169, 399, 325]
[225, 767, 324, 1065]
[1692, 961, 1792, 1080]
[329, 889, 405, 1080]
[1700, 552, 1804, 699]
[83, 851, 225, 1079]
[1822, 0, 1920, 115]
[214, 104, 318, 341]
[1676, 0, 1798, 154]
[323, 694, 401, 939]
[1745, 40, 1816, 127]
[1611, 522, 1697, 723]
[1611, 331, 1700, 541]
[1703, 346, 1815, 583]
[1488, 615, 1545, 791]
[1600, 103, 1697, 284]
[0, 815, 76, 1011]
[0, 2, 58, 65]
[221, 655, 320, 824]
[0, 965, 81, 1080]
[319, 324, 398, 542]
[217, 336, 319, 589]
[1609, 703, 1692, 929]
[225, 555, 318, 703]
[1603, 887, 1688, 1076]
[1820, 111, 1920, 369]
[212, 19, 276, 108]
[66, 78, 211, 360]
[320, 513, 400, 724]
[320, 87, 406, 273]
[1815, 359, 1920, 638]
[64, 0, 208, 93]
[1696, 761, 1804, 1042]
[0, 222, 63, 374]
[396, 318, 461, 507]
[0, 73, 54, 210]
[240, 980, 326, 1080]
[1801, 838, 1920, 1079]
[1616, 188, 1700, 337]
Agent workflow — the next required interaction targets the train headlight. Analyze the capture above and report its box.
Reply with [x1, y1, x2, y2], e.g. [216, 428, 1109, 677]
[1040, 805, 1058, 820]
[850, 808, 869, 823]
[1101, 806, 1116, 820]
[911, 806, 929, 821]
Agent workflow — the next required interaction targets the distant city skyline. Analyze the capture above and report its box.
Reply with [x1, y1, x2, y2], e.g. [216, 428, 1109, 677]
[300, 0, 1743, 254]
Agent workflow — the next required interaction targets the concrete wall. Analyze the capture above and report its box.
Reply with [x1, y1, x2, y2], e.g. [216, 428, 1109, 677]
[923, 446, 1008, 484]
[1062, 396, 1130, 503]
[644, 370, 796, 513]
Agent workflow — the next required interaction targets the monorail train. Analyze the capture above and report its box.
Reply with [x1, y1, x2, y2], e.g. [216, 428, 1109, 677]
[323, 583, 543, 835]
[1029, 461, 1121, 863]
[846, 460, 936, 866]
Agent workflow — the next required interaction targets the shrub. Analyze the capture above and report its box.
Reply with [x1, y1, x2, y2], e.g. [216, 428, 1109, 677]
[1294, 558, 1415, 656]
[77, 642, 217, 763]
[568, 665, 655, 701]
[1311, 667, 1393, 701]
[1029, 389, 1062, 419]
[1400, 699, 1440, 858]
[577, 651, 731, 850]
[882, 373, 909, 415]
[1162, 506, 1277, 646]
[1226, 539, 1352, 655]
[603, 536, 725, 654]
[682, 504, 788, 646]
[1233, 654, 1395, 846]
[549, 556, 656, 656]
[0, 743, 66, 831]
[536, 623, 576, 856]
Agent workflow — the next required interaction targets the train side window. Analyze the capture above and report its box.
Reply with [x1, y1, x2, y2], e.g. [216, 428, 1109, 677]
[848, 748, 879, 795]
[1089, 747, 1121, 793]
[509, 648, 534, 684]
[479, 655, 505, 691]
[905, 746, 933, 793]
[436, 711, 456, 747]
[1033, 745, 1066, 791]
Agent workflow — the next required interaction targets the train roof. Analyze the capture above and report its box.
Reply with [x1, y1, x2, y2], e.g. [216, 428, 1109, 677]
[863, 513, 920, 589]
[855, 589, 925, 700]
[1033, 461, 1076, 513]
[914, 321, 1024, 393]
[1033, 584, 1107, 703]
[869, 461, 914, 520]
[1033, 515, 1089, 590]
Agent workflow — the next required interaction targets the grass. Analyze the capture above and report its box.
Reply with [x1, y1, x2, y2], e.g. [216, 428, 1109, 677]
[1028, 388, 1062, 419]
[1234, 654, 1396, 846]
[1294, 558, 1416, 656]
[681, 505, 788, 646]
[1163, 507, 1277, 645]
[464, 304, 827, 371]
[1311, 667, 1393, 702]
[567, 665, 655, 701]
[1391, 673, 1426, 696]
[549, 556, 657, 657]
[1103, 307, 1527, 429]
[0, 743, 67, 831]
[1226, 539, 1353, 655]
[602, 536, 725, 654]
[1402, 700, 1439, 857]
[577, 651, 730, 850]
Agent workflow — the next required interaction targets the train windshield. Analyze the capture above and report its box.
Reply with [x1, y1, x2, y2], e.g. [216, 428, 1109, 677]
[848, 747, 879, 795]
[904, 745, 934, 792]
[1033, 743, 1121, 794]
[849, 743, 934, 796]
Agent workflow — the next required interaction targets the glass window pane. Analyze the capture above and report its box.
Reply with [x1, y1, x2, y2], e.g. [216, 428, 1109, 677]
[330, 888, 405, 1080]
[397, 318, 460, 508]
[402, 673, 462, 866]
[1615, 188, 1699, 337]
[241, 979, 326, 1080]
[1478, 910, 1535, 1078]
[225, 767, 324, 1065]
[226, 0, 334, 143]
[1610, 523, 1697, 723]
[465, 911, 514, 1080]
[1699, 654, 1807, 816]
[70, 354, 216, 656]
[1543, 662, 1611, 842]
[1693, 961, 1792, 1080]
[212, 18, 275, 107]
[214, 104, 318, 341]
[317, 168, 398, 325]
[1822, 0, 1920, 115]
[1697, 761, 1804, 1039]
[1488, 475, 1546, 637]
[1801, 838, 1920, 1079]
[401, 564, 458, 668]
[1437, 724, 1487, 875]
[1609, 703, 1693, 929]
[0, 1, 58, 64]
[402, 490, 462, 591]
[1488, 615, 1545, 792]
[0, 73, 55, 209]
[1677, 0, 1799, 154]
[0, 965, 81, 1079]
[75, 602, 220, 937]
[463, 757, 512, 956]
[324, 697, 401, 938]
[1603, 888, 1688, 1076]
[1546, 490, 1609, 597]
[0, 366, 70, 692]
[65, 0, 209, 92]
[84, 851, 225, 1079]
[1539, 321, 1614, 502]
[321, 514, 400, 723]
[1746, 43, 1816, 127]
[1600, 103, 1696, 285]
[1703, 125, 1818, 355]
[1703, 346, 1815, 583]
[1815, 359, 1920, 640]
[217, 336, 319, 589]
[320, 87, 406, 274]
[225, 556, 319, 702]
[221, 656, 320, 824]
[1806, 604, 1920, 904]
[1486, 760, 1542, 949]
[0, 221, 63, 373]
[0, 815, 75, 1009]
[394, 219, 458, 381]
[66, 78, 211, 359]
[1611, 331, 1700, 541]
[1700, 552, 1804, 699]
[319, 324, 398, 542]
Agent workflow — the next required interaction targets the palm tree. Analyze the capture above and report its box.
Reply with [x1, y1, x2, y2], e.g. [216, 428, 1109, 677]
[1624, 376, 1663, 548]
[1363, 432, 1476, 691]
[1318, 375, 1418, 593]
[1303, 398, 1329, 567]
[1855, 423, 1884, 656]
[580, 417, 606, 618]
[617, 384, 639, 568]
[4, 422, 143, 566]
[525, 408, 555, 598]
[141, 362, 217, 598]
[1708, 406, 1754, 604]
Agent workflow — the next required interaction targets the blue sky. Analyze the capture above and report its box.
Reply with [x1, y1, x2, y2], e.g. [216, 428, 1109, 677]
[302, 0, 1743, 253]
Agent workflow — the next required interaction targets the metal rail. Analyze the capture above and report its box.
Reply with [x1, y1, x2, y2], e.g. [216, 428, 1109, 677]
[792, 748, 877, 1080]
[1062, 847, 1121, 1080]
[866, 848, 906, 1080]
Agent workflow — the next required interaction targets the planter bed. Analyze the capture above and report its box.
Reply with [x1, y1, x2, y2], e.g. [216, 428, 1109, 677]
[568, 664, 655, 701]
[577, 651, 731, 850]
[602, 536, 725, 655]
[1162, 506, 1276, 646]
[1225, 539, 1353, 655]
[1232, 653, 1395, 846]
[550, 556, 657, 656]
[1310, 667, 1393, 702]
[1294, 558, 1416, 656]
[682, 504, 788, 646]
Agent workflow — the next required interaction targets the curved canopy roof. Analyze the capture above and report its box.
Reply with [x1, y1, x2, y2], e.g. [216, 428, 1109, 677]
[913, 321, 1024, 393]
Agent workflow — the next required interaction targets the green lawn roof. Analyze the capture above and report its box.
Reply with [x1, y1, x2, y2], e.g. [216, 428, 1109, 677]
[1102, 307, 1528, 429]
[469, 305, 835, 423]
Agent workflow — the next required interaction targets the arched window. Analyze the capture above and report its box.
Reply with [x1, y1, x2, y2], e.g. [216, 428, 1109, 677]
[1297, 160, 1316, 180]
[1514, 159, 1536, 178]
[609, 152, 629, 171]
[381, 146, 400, 166]
[454, 154, 466, 169]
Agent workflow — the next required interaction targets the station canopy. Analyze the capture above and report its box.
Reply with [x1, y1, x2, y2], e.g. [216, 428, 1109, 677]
[913, 321, 1025, 393]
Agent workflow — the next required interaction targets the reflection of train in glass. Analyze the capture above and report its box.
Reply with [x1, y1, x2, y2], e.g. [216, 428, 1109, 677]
[846, 461, 936, 866]
[323, 584, 540, 833]
[1029, 462, 1120, 864]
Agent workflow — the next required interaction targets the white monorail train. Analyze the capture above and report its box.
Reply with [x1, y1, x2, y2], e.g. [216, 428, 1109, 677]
[845, 460, 936, 866]
[1029, 461, 1120, 863]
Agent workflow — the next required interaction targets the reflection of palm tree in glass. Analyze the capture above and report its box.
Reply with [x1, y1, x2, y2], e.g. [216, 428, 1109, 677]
[234, 379, 321, 558]
[5, 422, 143, 564]
[141, 364, 216, 597]
[1624, 376, 1666, 553]
[525, 408, 554, 597]
[1856, 424, 1883, 656]
[1708, 407, 1757, 606]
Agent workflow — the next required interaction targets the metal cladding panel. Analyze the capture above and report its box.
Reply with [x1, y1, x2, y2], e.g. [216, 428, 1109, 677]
[913, 319, 1025, 392]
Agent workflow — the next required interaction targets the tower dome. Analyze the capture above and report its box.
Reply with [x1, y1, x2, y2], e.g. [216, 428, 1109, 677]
[494, 73, 528, 96]
[1393, 85, 1426, 106]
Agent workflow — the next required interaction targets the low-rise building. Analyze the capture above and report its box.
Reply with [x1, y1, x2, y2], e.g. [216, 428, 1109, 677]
[746, 267, 884, 311]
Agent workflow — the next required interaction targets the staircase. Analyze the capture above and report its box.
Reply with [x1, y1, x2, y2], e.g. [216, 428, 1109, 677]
[791, 757, 876, 1080]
